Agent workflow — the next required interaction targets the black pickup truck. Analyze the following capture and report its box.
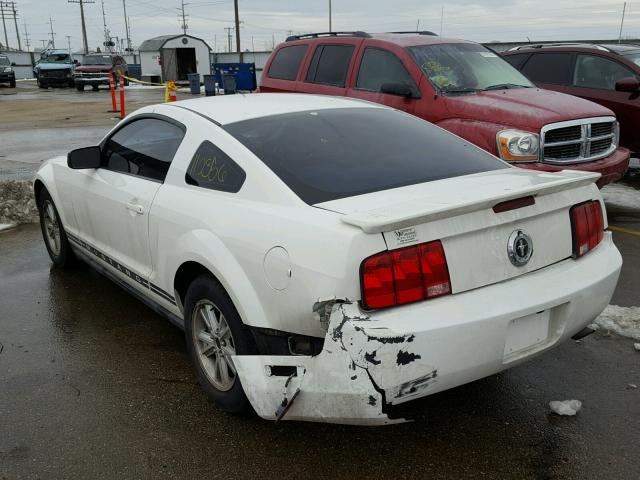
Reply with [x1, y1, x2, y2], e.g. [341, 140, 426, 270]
[0, 55, 16, 88]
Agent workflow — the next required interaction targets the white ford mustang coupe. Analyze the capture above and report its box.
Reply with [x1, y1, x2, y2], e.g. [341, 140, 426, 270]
[35, 94, 622, 425]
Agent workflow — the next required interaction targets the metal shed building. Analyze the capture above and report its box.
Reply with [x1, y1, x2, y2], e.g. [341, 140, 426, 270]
[139, 34, 211, 83]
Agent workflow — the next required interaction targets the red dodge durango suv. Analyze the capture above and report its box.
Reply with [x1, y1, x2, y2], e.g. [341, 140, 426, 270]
[260, 32, 630, 187]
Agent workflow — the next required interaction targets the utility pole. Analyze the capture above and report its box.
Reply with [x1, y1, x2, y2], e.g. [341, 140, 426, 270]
[68, 0, 94, 54]
[328, 0, 331, 32]
[233, 0, 241, 59]
[48, 16, 55, 48]
[618, 2, 627, 43]
[0, 2, 9, 49]
[22, 20, 30, 51]
[9, 1, 19, 50]
[122, 0, 131, 51]
[224, 26, 232, 53]
[178, 0, 188, 35]
[65, 35, 71, 57]
[439, 6, 444, 36]
[101, 0, 111, 52]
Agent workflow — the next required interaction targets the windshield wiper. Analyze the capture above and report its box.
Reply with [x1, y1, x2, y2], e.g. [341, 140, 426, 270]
[483, 83, 531, 91]
[440, 87, 480, 94]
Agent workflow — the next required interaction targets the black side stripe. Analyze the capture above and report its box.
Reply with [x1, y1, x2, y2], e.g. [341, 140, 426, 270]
[67, 232, 176, 305]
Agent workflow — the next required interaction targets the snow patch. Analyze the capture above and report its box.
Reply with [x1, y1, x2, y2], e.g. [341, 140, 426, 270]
[593, 305, 640, 340]
[0, 180, 38, 225]
[0, 223, 16, 232]
[549, 399, 582, 416]
[601, 183, 640, 211]
[634, 343, 640, 351]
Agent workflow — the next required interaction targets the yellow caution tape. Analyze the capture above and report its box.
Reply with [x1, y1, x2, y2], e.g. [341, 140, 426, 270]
[120, 74, 167, 86]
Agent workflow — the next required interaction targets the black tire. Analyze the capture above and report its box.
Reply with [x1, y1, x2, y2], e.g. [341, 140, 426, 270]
[92, 84, 99, 91]
[9, 77, 15, 88]
[68, 79, 75, 88]
[76, 84, 85, 92]
[184, 274, 257, 413]
[37, 77, 47, 89]
[37, 189, 76, 268]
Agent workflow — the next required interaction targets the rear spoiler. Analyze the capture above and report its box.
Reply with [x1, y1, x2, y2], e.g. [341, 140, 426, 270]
[341, 170, 600, 234]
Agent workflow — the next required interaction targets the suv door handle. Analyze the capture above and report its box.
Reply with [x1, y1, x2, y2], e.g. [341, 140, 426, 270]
[126, 202, 144, 215]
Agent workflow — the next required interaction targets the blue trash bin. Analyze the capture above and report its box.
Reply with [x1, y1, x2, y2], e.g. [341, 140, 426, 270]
[187, 73, 200, 95]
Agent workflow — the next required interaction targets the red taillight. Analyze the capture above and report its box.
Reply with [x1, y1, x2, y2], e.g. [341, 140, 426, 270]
[361, 240, 451, 310]
[570, 200, 604, 258]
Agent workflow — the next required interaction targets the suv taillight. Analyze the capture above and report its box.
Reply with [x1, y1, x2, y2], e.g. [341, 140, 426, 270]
[360, 240, 451, 310]
[570, 200, 604, 258]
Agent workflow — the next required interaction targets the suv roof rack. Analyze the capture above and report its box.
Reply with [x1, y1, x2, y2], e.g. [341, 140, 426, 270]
[509, 43, 611, 52]
[285, 31, 371, 42]
[388, 31, 438, 36]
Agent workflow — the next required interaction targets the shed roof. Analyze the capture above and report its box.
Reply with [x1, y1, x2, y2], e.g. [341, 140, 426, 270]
[138, 34, 211, 52]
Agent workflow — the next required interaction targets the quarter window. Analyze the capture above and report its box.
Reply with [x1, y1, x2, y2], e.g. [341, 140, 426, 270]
[521, 53, 573, 85]
[268, 45, 308, 81]
[305, 45, 355, 87]
[502, 53, 531, 69]
[573, 54, 638, 90]
[102, 118, 185, 182]
[356, 48, 415, 92]
[185, 141, 246, 193]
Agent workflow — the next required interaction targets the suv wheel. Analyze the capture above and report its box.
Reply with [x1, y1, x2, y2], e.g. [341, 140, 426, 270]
[184, 274, 257, 414]
[37, 77, 47, 89]
[9, 77, 15, 88]
[76, 83, 85, 92]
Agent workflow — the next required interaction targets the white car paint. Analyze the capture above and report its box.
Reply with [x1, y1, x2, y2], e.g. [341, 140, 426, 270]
[34, 94, 622, 425]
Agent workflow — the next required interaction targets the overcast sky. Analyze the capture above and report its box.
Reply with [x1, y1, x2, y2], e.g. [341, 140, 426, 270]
[5, 0, 639, 52]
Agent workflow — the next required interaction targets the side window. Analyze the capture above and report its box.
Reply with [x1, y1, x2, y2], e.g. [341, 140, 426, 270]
[268, 45, 308, 80]
[185, 141, 246, 193]
[305, 44, 355, 87]
[356, 48, 415, 91]
[573, 54, 637, 90]
[502, 53, 530, 69]
[102, 118, 185, 182]
[521, 53, 573, 84]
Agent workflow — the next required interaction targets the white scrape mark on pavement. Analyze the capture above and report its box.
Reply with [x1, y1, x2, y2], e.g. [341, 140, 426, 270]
[591, 305, 640, 340]
[549, 400, 582, 416]
[0, 223, 16, 232]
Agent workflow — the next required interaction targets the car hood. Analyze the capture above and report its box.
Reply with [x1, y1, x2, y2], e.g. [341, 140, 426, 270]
[36, 63, 73, 71]
[75, 65, 112, 73]
[443, 87, 614, 131]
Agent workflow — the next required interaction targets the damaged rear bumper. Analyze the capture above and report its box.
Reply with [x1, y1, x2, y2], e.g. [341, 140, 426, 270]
[233, 234, 621, 425]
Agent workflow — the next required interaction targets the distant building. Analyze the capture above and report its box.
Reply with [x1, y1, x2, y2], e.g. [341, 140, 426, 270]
[139, 34, 211, 83]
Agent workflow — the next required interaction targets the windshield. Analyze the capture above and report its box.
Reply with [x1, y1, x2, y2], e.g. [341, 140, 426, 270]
[40, 53, 70, 64]
[224, 108, 506, 204]
[622, 51, 640, 67]
[408, 43, 534, 93]
[83, 55, 113, 65]
[0, 57, 9, 66]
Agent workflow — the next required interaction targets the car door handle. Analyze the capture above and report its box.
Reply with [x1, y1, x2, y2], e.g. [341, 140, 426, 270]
[126, 202, 144, 215]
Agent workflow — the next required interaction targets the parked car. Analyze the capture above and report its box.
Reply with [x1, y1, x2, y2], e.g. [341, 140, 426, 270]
[260, 32, 630, 187]
[0, 54, 16, 88]
[74, 53, 129, 91]
[502, 43, 640, 167]
[34, 94, 621, 425]
[33, 49, 75, 88]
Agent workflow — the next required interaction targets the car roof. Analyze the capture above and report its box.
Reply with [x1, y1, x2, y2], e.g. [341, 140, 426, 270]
[504, 43, 640, 54]
[169, 93, 385, 125]
[283, 31, 472, 48]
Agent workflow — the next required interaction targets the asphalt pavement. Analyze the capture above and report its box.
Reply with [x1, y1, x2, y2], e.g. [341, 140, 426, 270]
[0, 216, 639, 479]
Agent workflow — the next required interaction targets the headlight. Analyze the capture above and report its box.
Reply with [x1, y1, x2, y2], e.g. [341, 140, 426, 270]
[3, 67, 11, 72]
[497, 129, 539, 162]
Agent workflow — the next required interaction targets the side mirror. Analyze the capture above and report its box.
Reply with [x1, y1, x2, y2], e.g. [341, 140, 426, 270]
[10, 62, 15, 66]
[615, 77, 640, 92]
[67, 146, 101, 169]
[380, 82, 419, 98]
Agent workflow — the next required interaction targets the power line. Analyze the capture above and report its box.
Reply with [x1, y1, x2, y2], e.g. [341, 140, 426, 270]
[0, 1, 21, 50]
[68, 0, 95, 54]
[0, 2, 10, 49]
[48, 16, 55, 48]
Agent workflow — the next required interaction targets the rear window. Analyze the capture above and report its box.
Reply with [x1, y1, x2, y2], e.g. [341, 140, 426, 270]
[305, 45, 355, 87]
[268, 45, 307, 80]
[224, 108, 507, 204]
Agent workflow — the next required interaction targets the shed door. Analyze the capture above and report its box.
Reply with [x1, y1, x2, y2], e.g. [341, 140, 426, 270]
[162, 48, 178, 81]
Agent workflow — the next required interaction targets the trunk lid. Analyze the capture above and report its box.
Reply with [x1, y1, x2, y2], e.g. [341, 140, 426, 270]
[316, 168, 603, 295]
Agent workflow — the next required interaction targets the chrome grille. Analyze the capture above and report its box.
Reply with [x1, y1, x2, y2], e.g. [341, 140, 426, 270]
[541, 117, 618, 164]
[42, 69, 68, 79]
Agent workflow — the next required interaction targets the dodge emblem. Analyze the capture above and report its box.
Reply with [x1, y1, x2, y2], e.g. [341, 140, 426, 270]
[508, 230, 533, 266]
